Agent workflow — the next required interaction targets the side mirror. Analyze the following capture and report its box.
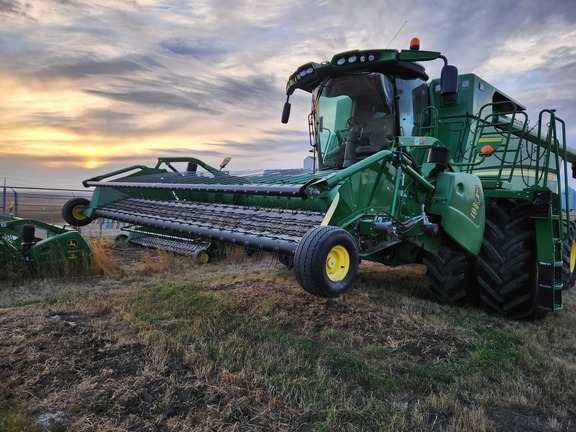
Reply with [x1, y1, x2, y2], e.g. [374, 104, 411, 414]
[281, 101, 291, 124]
[440, 64, 458, 105]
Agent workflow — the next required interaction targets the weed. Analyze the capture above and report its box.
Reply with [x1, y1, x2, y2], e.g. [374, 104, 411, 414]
[363, 344, 392, 359]
[0, 378, 36, 431]
[87, 237, 121, 277]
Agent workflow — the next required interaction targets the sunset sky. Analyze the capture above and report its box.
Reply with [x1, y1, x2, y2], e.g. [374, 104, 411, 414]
[1, 0, 575, 189]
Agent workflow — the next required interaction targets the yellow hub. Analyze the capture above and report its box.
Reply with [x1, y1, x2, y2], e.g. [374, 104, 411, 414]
[325, 245, 350, 282]
[72, 205, 87, 220]
[570, 240, 576, 273]
[196, 251, 210, 264]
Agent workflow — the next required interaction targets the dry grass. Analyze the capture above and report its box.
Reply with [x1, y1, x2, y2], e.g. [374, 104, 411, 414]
[87, 237, 120, 277]
[0, 242, 575, 431]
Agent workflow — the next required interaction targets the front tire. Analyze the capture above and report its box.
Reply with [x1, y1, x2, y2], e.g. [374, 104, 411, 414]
[293, 226, 359, 297]
[478, 199, 545, 320]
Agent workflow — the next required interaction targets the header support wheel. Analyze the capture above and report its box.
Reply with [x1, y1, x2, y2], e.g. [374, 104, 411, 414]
[293, 226, 359, 297]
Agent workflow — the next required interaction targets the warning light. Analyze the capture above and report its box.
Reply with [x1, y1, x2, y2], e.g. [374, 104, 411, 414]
[220, 157, 232, 170]
[410, 38, 420, 50]
[480, 145, 494, 156]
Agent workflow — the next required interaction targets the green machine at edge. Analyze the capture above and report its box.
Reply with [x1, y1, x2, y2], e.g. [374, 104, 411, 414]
[1, 216, 92, 277]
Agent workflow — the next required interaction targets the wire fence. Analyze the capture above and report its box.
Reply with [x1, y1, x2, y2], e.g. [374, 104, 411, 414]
[0, 185, 126, 238]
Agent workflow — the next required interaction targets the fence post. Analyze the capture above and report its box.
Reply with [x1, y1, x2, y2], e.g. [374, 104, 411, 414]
[2, 178, 5, 217]
[11, 189, 18, 216]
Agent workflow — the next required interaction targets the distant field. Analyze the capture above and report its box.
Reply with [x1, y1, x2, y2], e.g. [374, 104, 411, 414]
[1, 188, 90, 223]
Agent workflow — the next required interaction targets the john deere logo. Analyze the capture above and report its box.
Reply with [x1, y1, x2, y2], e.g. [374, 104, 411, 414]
[67, 239, 78, 248]
[474, 185, 482, 204]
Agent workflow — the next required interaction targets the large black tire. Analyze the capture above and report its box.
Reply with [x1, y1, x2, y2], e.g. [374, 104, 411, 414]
[62, 197, 92, 227]
[478, 199, 546, 320]
[424, 245, 476, 304]
[293, 226, 359, 297]
[562, 220, 576, 290]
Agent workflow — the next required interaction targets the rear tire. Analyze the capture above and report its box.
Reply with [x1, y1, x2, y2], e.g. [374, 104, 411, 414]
[478, 199, 546, 320]
[294, 226, 359, 297]
[62, 198, 92, 227]
[562, 220, 576, 290]
[424, 245, 476, 304]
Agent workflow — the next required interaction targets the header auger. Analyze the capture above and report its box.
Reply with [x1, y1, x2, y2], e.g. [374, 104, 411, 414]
[64, 38, 576, 320]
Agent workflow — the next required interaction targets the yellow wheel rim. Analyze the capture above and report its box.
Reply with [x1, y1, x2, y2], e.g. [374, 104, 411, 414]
[196, 251, 209, 264]
[72, 205, 87, 220]
[325, 245, 350, 282]
[570, 240, 576, 273]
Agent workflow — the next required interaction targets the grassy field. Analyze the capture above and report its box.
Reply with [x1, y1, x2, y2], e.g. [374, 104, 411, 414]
[0, 239, 575, 431]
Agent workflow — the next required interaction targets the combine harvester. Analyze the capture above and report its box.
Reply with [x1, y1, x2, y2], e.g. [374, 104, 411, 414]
[63, 38, 576, 319]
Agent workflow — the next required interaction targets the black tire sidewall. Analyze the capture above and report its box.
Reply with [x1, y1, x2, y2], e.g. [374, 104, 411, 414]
[62, 197, 91, 226]
[294, 226, 359, 297]
[478, 198, 541, 319]
[562, 221, 576, 289]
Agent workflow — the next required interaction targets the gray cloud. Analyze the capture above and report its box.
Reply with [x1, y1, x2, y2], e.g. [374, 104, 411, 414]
[213, 75, 278, 107]
[159, 38, 228, 60]
[79, 71, 280, 119]
[83, 88, 217, 113]
[201, 130, 310, 156]
[0, 0, 30, 18]
[37, 56, 156, 79]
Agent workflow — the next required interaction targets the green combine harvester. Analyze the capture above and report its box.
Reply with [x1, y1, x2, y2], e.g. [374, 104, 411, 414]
[63, 38, 576, 319]
[0, 216, 92, 277]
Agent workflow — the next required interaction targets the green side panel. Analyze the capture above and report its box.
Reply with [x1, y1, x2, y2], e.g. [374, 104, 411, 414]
[314, 153, 400, 230]
[29, 231, 92, 274]
[424, 73, 524, 164]
[0, 235, 20, 268]
[428, 172, 485, 255]
[87, 187, 129, 216]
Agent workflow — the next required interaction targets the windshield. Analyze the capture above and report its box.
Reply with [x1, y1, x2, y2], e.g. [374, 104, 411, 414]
[314, 73, 396, 169]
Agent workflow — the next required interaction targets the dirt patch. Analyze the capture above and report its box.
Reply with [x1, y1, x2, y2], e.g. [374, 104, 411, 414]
[0, 305, 222, 431]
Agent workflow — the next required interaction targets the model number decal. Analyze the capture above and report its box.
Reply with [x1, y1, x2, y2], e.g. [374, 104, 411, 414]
[470, 185, 482, 219]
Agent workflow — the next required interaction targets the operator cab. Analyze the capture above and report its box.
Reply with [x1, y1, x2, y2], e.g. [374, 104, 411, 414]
[282, 42, 458, 172]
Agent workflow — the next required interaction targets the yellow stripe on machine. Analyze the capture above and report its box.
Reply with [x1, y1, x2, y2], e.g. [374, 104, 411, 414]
[322, 193, 340, 226]
[478, 137, 503, 143]
[475, 169, 558, 182]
